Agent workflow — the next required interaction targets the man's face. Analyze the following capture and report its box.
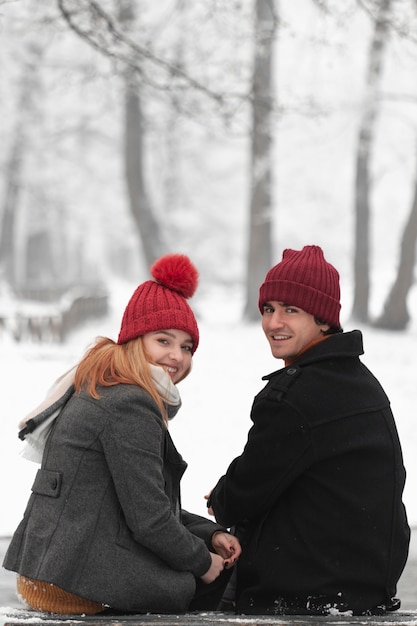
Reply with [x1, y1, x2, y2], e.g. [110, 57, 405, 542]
[261, 300, 330, 361]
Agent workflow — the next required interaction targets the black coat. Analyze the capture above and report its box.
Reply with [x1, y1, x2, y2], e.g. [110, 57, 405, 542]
[209, 330, 410, 615]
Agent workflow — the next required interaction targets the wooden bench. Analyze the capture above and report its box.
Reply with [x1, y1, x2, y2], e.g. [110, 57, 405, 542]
[0, 286, 108, 343]
[1, 608, 417, 626]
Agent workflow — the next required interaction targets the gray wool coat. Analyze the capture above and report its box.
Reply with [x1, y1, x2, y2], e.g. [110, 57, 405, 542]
[3, 383, 225, 613]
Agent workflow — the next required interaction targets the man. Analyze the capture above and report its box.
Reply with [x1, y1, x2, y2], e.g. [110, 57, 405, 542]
[207, 245, 410, 616]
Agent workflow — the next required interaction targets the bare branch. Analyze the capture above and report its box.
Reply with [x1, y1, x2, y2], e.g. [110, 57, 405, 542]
[56, 0, 249, 117]
[357, 0, 417, 43]
[310, 0, 332, 14]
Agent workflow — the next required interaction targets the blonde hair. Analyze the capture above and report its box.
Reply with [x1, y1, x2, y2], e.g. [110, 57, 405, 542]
[74, 336, 170, 422]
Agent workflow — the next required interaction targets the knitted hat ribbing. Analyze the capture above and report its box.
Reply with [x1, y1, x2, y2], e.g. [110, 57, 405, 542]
[117, 254, 199, 353]
[258, 245, 341, 328]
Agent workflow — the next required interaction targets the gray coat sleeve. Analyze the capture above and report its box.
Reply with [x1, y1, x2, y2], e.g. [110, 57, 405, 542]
[181, 509, 226, 549]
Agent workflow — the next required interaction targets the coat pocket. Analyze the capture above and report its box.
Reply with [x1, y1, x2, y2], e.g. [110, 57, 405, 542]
[31, 469, 62, 498]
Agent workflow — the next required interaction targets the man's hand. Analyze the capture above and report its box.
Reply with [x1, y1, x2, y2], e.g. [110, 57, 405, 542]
[211, 531, 242, 568]
[204, 490, 214, 516]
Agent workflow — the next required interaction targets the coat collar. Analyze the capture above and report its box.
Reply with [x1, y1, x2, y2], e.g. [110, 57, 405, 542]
[262, 330, 364, 381]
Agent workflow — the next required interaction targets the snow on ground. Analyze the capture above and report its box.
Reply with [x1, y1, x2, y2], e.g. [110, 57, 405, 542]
[0, 280, 416, 538]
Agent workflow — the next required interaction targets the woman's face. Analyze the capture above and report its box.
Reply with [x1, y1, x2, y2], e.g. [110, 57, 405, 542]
[142, 329, 193, 384]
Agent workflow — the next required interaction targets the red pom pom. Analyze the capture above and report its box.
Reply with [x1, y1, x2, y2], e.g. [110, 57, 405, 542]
[150, 254, 199, 299]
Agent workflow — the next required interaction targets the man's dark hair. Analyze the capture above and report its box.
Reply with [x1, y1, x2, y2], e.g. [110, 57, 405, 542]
[315, 317, 343, 335]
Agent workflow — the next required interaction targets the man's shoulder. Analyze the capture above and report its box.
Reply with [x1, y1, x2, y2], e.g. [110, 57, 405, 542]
[300, 330, 364, 364]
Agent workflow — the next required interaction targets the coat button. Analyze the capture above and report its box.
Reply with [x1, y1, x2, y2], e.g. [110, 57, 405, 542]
[287, 367, 297, 375]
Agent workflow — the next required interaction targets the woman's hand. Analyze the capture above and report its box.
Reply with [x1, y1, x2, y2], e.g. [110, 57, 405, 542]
[211, 531, 242, 568]
[200, 552, 224, 584]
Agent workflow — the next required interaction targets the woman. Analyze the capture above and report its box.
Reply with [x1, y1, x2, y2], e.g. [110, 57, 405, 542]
[3, 253, 241, 615]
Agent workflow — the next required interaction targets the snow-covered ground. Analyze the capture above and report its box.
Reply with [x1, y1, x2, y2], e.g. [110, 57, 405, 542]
[0, 278, 416, 537]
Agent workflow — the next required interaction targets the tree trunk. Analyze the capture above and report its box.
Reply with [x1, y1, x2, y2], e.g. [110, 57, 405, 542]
[244, 0, 276, 321]
[0, 132, 22, 285]
[351, 0, 392, 323]
[374, 153, 417, 330]
[119, 0, 165, 268]
[0, 41, 43, 287]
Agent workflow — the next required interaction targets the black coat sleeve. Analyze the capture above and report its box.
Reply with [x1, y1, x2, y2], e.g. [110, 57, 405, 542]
[209, 399, 312, 528]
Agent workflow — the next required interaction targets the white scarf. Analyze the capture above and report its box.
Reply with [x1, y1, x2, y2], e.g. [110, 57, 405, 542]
[19, 364, 180, 464]
[19, 366, 78, 463]
[148, 363, 181, 407]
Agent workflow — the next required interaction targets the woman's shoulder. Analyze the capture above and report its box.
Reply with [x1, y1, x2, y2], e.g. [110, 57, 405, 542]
[77, 383, 162, 421]
[64, 384, 165, 454]
[97, 383, 150, 400]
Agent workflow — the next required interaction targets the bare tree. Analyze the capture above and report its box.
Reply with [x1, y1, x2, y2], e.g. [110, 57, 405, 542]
[351, 0, 392, 323]
[0, 41, 44, 287]
[55, 0, 254, 266]
[55, 0, 244, 118]
[244, 0, 277, 321]
[0, 118, 22, 285]
[374, 153, 417, 330]
[119, 0, 165, 266]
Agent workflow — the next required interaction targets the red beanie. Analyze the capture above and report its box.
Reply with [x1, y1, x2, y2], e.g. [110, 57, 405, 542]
[117, 254, 200, 353]
[258, 245, 341, 328]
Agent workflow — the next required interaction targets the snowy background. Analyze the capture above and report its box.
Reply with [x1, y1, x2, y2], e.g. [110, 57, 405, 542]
[1, 272, 416, 538]
[1, 0, 417, 546]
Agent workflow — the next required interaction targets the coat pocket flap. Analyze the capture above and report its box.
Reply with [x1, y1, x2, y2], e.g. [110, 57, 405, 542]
[32, 469, 62, 498]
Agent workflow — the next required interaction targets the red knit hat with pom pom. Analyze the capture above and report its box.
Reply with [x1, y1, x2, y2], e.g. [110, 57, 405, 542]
[117, 253, 200, 353]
